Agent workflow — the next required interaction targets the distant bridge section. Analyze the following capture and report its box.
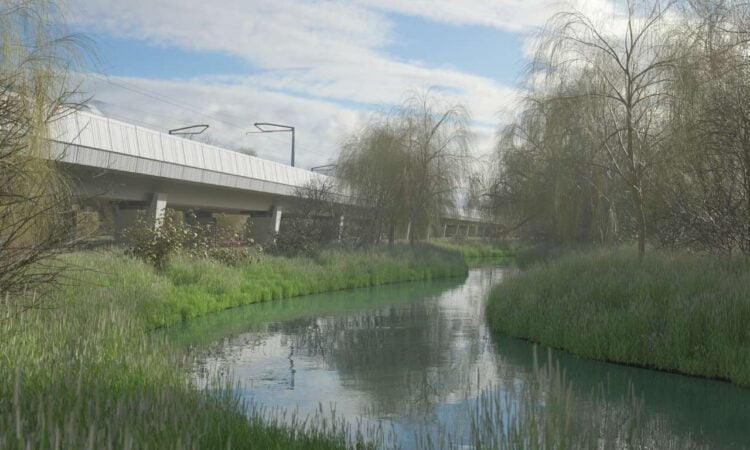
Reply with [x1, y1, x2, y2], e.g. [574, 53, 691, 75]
[48, 109, 499, 241]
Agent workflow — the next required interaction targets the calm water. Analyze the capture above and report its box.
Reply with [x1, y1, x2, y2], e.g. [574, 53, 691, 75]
[170, 267, 750, 449]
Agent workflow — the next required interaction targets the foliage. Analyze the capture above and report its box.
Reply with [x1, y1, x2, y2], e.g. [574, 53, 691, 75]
[274, 178, 343, 256]
[338, 91, 470, 245]
[0, 0, 86, 297]
[486, 248, 750, 387]
[122, 209, 259, 269]
[485, 0, 750, 257]
[122, 209, 190, 269]
[206, 246, 263, 267]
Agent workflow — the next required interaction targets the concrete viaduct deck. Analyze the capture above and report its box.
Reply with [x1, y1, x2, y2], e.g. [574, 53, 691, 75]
[49, 109, 498, 241]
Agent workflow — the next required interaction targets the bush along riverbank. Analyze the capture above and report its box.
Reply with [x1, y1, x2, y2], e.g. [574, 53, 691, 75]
[486, 248, 750, 387]
[0, 245, 466, 448]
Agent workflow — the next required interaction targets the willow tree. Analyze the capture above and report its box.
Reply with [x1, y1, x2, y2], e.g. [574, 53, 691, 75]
[0, 0, 84, 297]
[399, 92, 471, 243]
[338, 121, 406, 245]
[338, 92, 470, 244]
[492, 79, 625, 244]
[534, 0, 681, 257]
[653, 0, 750, 254]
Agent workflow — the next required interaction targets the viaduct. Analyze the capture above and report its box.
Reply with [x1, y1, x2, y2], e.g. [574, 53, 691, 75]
[48, 109, 499, 243]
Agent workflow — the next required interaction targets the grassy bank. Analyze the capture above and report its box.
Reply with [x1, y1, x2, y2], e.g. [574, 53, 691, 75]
[139, 245, 466, 328]
[486, 249, 750, 387]
[0, 245, 466, 448]
[431, 238, 516, 260]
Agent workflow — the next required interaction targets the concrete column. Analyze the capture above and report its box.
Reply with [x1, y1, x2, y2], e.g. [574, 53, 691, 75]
[337, 215, 345, 243]
[426, 224, 431, 240]
[442, 223, 447, 238]
[273, 207, 283, 236]
[250, 206, 283, 245]
[149, 193, 168, 228]
[406, 220, 412, 241]
[466, 223, 471, 238]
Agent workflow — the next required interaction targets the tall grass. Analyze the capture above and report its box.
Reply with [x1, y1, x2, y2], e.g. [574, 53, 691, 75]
[0, 246, 465, 448]
[146, 245, 466, 327]
[0, 275, 354, 448]
[430, 239, 516, 259]
[459, 348, 702, 449]
[486, 248, 750, 387]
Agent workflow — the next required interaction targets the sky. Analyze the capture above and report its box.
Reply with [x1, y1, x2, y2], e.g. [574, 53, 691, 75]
[65, 0, 615, 169]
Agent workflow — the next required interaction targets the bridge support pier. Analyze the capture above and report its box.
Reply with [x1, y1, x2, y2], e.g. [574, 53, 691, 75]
[251, 206, 283, 245]
[149, 193, 168, 228]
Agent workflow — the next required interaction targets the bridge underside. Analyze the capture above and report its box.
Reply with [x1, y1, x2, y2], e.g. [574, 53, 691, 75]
[63, 166, 502, 245]
[66, 165, 292, 213]
[65, 165, 293, 243]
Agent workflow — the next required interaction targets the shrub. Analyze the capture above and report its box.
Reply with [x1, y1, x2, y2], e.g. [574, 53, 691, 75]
[122, 210, 191, 269]
[207, 246, 263, 267]
[123, 210, 261, 269]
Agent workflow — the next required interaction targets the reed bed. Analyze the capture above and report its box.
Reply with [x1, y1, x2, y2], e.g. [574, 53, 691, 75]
[487, 248, 750, 387]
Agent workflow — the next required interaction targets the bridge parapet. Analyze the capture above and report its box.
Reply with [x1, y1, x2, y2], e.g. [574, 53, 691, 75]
[49, 109, 330, 197]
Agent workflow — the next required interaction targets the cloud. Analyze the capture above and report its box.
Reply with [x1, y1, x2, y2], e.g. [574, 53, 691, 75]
[67, 0, 608, 166]
[82, 74, 367, 169]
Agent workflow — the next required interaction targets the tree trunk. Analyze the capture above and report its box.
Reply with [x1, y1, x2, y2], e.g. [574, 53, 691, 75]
[635, 189, 646, 260]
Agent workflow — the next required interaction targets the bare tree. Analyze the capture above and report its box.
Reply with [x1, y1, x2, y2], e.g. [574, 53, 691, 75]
[534, 0, 681, 257]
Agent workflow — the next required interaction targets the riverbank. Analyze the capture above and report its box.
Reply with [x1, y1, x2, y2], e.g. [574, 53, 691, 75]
[430, 238, 516, 259]
[0, 245, 467, 448]
[135, 245, 466, 328]
[486, 248, 750, 387]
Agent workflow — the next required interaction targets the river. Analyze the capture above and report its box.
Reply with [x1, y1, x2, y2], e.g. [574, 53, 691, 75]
[168, 266, 750, 449]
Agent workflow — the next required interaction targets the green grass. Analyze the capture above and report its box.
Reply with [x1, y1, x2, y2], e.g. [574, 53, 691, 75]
[166, 277, 465, 350]
[0, 269, 352, 449]
[486, 248, 750, 387]
[430, 238, 516, 260]
[0, 245, 466, 448]
[149, 245, 467, 328]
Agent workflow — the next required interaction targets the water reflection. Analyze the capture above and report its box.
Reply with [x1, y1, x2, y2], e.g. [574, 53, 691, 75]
[180, 267, 750, 449]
